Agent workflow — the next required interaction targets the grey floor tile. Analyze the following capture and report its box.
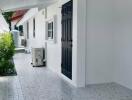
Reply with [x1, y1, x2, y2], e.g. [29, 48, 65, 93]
[0, 53, 132, 100]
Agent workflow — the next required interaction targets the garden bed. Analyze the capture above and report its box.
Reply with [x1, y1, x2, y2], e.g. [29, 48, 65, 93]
[0, 58, 17, 76]
[0, 33, 17, 76]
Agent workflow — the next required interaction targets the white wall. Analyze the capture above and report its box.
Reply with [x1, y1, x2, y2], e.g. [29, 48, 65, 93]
[86, 0, 132, 90]
[22, 2, 65, 78]
[27, 18, 33, 51]
[46, 0, 86, 87]
[86, 0, 114, 84]
[46, 2, 61, 74]
[22, 0, 132, 89]
[72, 0, 87, 87]
[23, 22, 31, 51]
[34, 10, 45, 48]
[113, 0, 132, 89]
[24, 9, 46, 51]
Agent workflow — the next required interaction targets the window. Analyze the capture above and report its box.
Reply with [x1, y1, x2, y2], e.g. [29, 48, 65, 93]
[14, 25, 24, 36]
[14, 25, 18, 30]
[48, 21, 53, 39]
[19, 25, 24, 36]
[27, 22, 29, 39]
[33, 18, 35, 38]
[45, 15, 57, 43]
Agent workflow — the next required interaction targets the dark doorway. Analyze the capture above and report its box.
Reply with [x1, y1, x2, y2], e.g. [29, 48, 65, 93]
[61, 0, 73, 79]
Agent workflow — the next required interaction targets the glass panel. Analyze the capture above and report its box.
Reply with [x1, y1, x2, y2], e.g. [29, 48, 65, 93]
[27, 22, 29, 39]
[33, 18, 35, 38]
[48, 21, 54, 39]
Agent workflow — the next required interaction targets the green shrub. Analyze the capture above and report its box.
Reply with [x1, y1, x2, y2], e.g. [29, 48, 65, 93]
[0, 32, 15, 74]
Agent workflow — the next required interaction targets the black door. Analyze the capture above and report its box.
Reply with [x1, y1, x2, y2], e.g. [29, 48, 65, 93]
[61, 0, 73, 79]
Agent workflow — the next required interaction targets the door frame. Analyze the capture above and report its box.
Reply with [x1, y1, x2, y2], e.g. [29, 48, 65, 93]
[60, 0, 87, 87]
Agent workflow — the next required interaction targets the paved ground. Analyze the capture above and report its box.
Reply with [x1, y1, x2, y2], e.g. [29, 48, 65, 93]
[0, 53, 132, 100]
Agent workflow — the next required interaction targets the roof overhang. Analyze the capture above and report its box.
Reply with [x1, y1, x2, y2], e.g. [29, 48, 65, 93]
[11, 10, 28, 21]
[16, 8, 38, 26]
[0, 0, 58, 12]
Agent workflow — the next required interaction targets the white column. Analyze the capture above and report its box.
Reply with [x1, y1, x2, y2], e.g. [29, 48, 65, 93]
[72, 0, 87, 87]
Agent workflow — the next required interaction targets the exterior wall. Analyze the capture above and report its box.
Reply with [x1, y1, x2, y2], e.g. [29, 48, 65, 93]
[35, 10, 45, 48]
[22, 2, 69, 84]
[21, 0, 132, 89]
[24, 9, 46, 51]
[46, 3, 61, 74]
[46, 0, 86, 87]
[27, 18, 33, 51]
[11, 21, 17, 30]
[86, 0, 114, 84]
[75, 0, 87, 87]
[23, 21, 30, 51]
[113, 0, 132, 90]
[86, 0, 132, 90]
[0, 14, 9, 33]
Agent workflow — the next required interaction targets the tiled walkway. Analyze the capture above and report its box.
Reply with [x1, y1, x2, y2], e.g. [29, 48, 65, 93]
[0, 53, 132, 100]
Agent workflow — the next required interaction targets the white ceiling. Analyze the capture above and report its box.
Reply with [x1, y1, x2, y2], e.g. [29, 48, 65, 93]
[0, 0, 58, 12]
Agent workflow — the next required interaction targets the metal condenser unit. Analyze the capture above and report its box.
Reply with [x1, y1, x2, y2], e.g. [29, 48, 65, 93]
[31, 48, 45, 67]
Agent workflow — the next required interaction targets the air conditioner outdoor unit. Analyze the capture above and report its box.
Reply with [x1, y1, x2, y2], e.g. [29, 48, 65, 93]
[21, 39, 27, 47]
[31, 48, 46, 67]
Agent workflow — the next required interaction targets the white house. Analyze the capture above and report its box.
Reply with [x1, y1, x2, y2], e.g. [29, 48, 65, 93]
[1, 0, 132, 90]
[11, 10, 27, 48]
[17, 0, 86, 87]
[0, 13, 9, 33]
